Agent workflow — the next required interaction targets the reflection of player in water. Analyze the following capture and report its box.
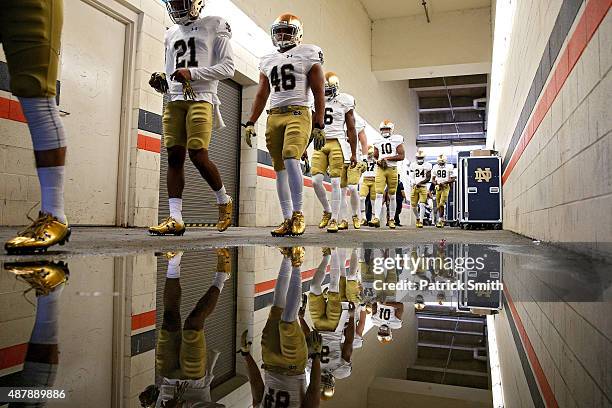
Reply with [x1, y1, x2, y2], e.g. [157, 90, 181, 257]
[297, 248, 358, 400]
[3, 261, 69, 407]
[237, 247, 323, 408]
[139, 249, 231, 408]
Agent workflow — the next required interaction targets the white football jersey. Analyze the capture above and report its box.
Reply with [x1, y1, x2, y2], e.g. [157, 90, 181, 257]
[409, 161, 433, 186]
[374, 135, 404, 167]
[431, 163, 455, 183]
[258, 371, 306, 408]
[372, 304, 403, 329]
[165, 16, 233, 103]
[259, 44, 324, 109]
[324, 93, 356, 161]
[319, 332, 352, 379]
[362, 156, 377, 177]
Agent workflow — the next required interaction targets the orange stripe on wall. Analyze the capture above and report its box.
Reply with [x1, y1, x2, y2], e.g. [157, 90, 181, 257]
[0, 343, 28, 370]
[0, 96, 27, 123]
[137, 133, 161, 154]
[132, 310, 156, 331]
[503, 0, 610, 184]
[504, 286, 559, 407]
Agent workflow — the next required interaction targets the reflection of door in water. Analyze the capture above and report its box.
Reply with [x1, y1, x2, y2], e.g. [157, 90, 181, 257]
[59, 0, 125, 224]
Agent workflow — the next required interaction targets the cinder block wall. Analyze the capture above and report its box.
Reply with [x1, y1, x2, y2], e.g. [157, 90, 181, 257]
[492, 0, 611, 257]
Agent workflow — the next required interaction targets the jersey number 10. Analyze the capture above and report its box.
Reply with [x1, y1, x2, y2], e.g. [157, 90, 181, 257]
[379, 308, 391, 320]
[381, 143, 393, 155]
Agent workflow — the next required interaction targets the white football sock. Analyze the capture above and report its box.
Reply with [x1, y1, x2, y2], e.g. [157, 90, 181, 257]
[330, 249, 341, 293]
[212, 272, 229, 291]
[374, 194, 383, 219]
[283, 158, 303, 212]
[30, 283, 64, 344]
[312, 173, 331, 213]
[349, 249, 359, 279]
[275, 170, 292, 219]
[360, 196, 366, 217]
[166, 252, 183, 278]
[169, 198, 183, 222]
[412, 206, 419, 220]
[389, 199, 397, 220]
[310, 254, 330, 295]
[330, 178, 341, 220]
[419, 203, 426, 221]
[214, 186, 229, 205]
[273, 257, 291, 308]
[339, 187, 348, 220]
[337, 248, 348, 277]
[36, 166, 66, 223]
[19, 97, 67, 150]
[282, 266, 302, 322]
[348, 185, 360, 216]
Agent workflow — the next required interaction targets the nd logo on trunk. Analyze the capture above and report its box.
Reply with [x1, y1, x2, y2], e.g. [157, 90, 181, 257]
[474, 168, 492, 183]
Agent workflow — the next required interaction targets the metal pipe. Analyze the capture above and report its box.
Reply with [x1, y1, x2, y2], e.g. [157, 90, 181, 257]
[421, 0, 431, 23]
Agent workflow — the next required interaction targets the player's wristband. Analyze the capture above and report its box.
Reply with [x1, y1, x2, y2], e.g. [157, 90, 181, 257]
[314, 123, 325, 130]
[245, 121, 255, 127]
[309, 352, 321, 359]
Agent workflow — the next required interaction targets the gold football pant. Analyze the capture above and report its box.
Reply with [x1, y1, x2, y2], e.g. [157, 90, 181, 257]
[436, 184, 450, 209]
[261, 306, 308, 375]
[410, 186, 428, 207]
[156, 329, 207, 380]
[311, 139, 344, 178]
[308, 292, 341, 332]
[340, 277, 361, 303]
[265, 106, 311, 171]
[360, 177, 376, 200]
[163, 101, 213, 150]
[375, 166, 399, 194]
[0, 0, 63, 97]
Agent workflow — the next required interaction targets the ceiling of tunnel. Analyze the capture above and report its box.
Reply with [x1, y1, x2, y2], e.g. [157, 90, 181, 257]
[359, 0, 491, 20]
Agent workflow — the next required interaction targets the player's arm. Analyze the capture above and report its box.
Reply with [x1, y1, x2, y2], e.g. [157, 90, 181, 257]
[356, 309, 367, 336]
[304, 331, 323, 408]
[345, 109, 358, 166]
[358, 129, 368, 157]
[181, 22, 235, 82]
[386, 143, 405, 162]
[248, 73, 271, 124]
[308, 63, 326, 129]
[374, 147, 379, 160]
[341, 306, 356, 362]
[392, 302, 404, 319]
[237, 331, 264, 406]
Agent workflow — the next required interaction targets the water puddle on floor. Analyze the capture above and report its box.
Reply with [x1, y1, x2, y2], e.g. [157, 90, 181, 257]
[0, 243, 610, 407]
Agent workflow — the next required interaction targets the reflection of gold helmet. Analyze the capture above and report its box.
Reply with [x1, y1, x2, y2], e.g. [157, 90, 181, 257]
[325, 72, 340, 97]
[437, 154, 447, 165]
[321, 372, 336, 400]
[377, 325, 393, 344]
[271, 13, 303, 49]
[365, 302, 373, 314]
[414, 294, 425, 310]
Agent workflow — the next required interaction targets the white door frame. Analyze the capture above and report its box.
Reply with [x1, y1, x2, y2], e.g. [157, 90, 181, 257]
[78, 0, 139, 227]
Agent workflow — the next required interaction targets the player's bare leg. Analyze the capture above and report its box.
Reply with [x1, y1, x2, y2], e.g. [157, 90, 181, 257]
[189, 148, 233, 232]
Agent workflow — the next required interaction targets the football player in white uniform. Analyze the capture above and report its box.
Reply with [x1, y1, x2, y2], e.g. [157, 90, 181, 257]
[144, 249, 230, 407]
[242, 14, 326, 237]
[408, 150, 432, 228]
[149, 0, 235, 236]
[372, 301, 404, 344]
[371, 120, 405, 229]
[359, 146, 377, 226]
[310, 72, 357, 233]
[237, 247, 323, 408]
[349, 113, 369, 226]
[431, 154, 456, 228]
[299, 248, 357, 400]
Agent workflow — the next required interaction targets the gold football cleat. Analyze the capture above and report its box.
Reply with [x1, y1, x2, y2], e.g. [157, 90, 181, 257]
[338, 220, 349, 230]
[436, 220, 444, 228]
[4, 261, 69, 297]
[4, 213, 71, 254]
[290, 211, 306, 236]
[216, 248, 231, 275]
[352, 215, 361, 229]
[388, 220, 396, 229]
[217, 197, 233, 232]
[271, 219, 292, 237]
[416, 220, 423, 228]
[290, 246, 305, 267]
[360, 218, 368, 227]
[326, 219, 339, 233]
[318, 211, 331, 229]
[163, 251, 183, 260]
[370, 217, 380, 228]
[148, 217, 186, 236]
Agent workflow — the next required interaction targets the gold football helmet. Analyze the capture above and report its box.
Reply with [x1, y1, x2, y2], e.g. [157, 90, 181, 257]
[271, 13, 303, 49]
[163, 0, 204, 25]
[379, 120, 395, 137]
[416, 149, 426, 164]
[325, 72, 340, 97]
[367, 145, 375, 158]
[437, 154, 447, 165]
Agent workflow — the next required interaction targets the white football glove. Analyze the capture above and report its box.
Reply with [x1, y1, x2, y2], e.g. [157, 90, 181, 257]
[242, 122, 256, 148]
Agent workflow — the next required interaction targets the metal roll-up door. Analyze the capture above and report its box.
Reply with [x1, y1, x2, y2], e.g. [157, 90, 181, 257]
[155, 249, 238, 387]
[158, 79, 242, 225]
